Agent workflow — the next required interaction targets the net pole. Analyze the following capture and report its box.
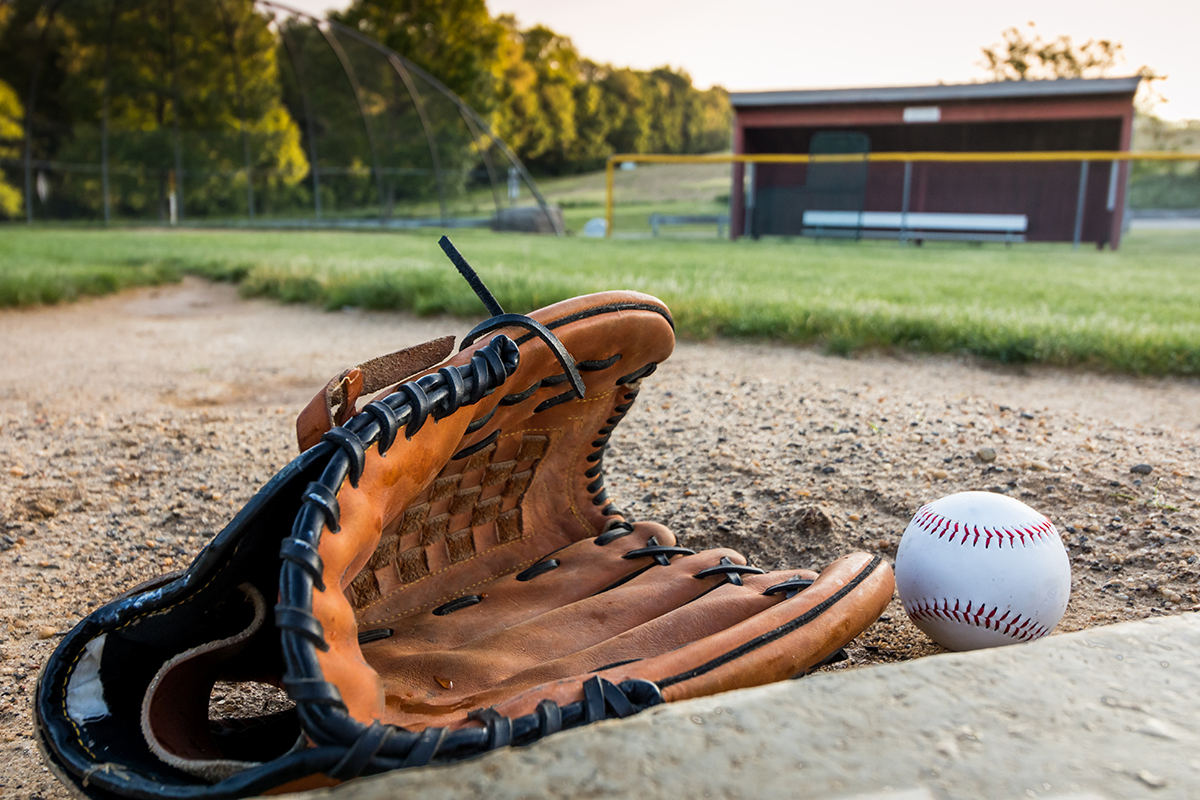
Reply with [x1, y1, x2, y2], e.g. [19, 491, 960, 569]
[1073, 160, 1089, 249]
[101, 0, 120, 225]
[604, 157, 615, 237]
[167, 0, 185, 223]
[217, 0, 256, 220]
[744, 162, 756, 238]
[386, 53, 449, 223]
[277, 16, 323, 221]
[23, 0, 69, 224]
[309, 11, 564, 235]
[318, 23, 387, 224]
[458, 111, 502, 217]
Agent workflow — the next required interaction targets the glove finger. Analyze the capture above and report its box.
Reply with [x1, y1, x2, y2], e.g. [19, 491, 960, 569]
[492, 567, 824, 687]
[483, 551, 892, 722]
[408, 566, 823, 724]
[371, 547, 751, 725]
[641, 551, 893, 701]
[359, 521, 678, 649]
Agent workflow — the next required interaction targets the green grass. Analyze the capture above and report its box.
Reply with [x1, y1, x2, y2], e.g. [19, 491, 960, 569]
[543, 159, 732, 235]
[539, 160, 732, 207]
[559, 200, 730, 236]
[2, 225, 1199, 376]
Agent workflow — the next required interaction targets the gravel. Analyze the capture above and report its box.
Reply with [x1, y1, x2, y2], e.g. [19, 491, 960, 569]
[2, 277, 1198, 798]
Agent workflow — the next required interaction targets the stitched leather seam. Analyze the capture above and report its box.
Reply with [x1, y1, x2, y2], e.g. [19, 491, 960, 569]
[658, 555, 885, 688]
[512, 302, 674, 342]
[910, 505, 1058, 549]
[903, 598, 1050, 642]
[564, 387, 620, 533]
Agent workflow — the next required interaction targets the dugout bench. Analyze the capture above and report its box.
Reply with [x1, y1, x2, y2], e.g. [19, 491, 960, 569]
[802, 211, 1028, 244]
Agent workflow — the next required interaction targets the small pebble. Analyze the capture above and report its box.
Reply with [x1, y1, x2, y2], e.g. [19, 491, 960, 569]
[1130, 464, 1153, 475]
[976, 447, 997, 463]
[1159, 586, 1183, 603]
[37, 627, 57, 640]
[1136, 770, 1167, 788]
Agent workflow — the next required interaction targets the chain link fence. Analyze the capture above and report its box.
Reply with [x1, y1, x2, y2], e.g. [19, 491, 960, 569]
[2, 0, 561, 234]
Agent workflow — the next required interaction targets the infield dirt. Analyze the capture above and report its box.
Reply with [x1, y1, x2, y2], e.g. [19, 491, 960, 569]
[2, 277, 1198, 798]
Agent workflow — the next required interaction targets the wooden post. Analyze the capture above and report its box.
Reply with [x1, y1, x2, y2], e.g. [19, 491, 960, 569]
[604, 158, 615, 237]
[1072, 160, 1089, 249]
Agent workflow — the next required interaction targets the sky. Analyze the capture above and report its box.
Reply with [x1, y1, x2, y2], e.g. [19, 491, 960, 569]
[285, 0, 1200, 121]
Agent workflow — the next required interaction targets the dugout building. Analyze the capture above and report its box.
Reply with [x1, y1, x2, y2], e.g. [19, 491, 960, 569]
[729, 77, 1141, 247]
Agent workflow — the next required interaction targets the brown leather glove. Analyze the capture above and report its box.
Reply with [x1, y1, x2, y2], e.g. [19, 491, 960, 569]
[36, 242, 893, 799]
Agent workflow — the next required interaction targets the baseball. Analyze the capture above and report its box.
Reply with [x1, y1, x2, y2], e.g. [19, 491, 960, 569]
[895, 491, 1071, 651]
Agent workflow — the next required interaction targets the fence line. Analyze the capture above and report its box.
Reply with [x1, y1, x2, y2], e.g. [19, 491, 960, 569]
[2, 158, 455, 179]
[12, 0, 562, 234]
[603, 151, 1200, 245]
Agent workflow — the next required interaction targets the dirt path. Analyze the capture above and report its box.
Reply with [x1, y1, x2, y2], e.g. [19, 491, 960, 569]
[2, 278, 1198, 798]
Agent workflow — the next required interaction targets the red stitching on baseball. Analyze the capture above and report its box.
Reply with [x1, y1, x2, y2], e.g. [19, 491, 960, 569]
[911, 505, 1058, 550]
[903, 598, 1048, 642]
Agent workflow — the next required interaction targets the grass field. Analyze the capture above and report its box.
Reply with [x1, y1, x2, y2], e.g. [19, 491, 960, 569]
[540, 160, 731, 235]
[1, 225, 1199, 376]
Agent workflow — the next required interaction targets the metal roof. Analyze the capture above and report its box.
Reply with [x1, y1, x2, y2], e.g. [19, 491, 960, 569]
[730, 77, 1142, 108]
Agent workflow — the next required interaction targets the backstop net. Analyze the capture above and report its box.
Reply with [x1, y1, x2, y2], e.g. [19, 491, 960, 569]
[3, 0, 559, 232]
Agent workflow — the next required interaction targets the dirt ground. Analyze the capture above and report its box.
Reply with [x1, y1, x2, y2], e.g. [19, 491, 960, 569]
[2, 277, 1198, 798]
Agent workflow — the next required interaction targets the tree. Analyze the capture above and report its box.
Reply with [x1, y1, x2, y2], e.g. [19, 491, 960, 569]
[510, 24, 586, 170]
[490, 17, 731, 175]
[489, 14, 546, 159]
[335, 0, 502, 114]
[980, 23, 1125, 81]
[0, 0, 307, 220]
[0, 4, 23, 218]
[979, 23, 1165, 113]
[0, 80, 22, 219]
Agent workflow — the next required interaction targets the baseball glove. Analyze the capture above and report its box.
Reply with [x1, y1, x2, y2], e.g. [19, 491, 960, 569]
[36, 239, 894, 798]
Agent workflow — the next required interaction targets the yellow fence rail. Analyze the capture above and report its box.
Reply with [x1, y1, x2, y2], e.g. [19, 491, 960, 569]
[603, 151, 1200, 238]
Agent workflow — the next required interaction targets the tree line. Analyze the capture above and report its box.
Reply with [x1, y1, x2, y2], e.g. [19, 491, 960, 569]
[335, 0, 730, 175]
[2, 5, 1180, 223]
[0, 0, 731, 221]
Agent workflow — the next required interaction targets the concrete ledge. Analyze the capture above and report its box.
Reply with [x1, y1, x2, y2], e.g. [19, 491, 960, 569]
[286, 614, 1200, 800]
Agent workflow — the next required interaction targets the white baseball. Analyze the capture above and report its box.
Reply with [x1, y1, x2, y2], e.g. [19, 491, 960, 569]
[895, 491, 1071, 651]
